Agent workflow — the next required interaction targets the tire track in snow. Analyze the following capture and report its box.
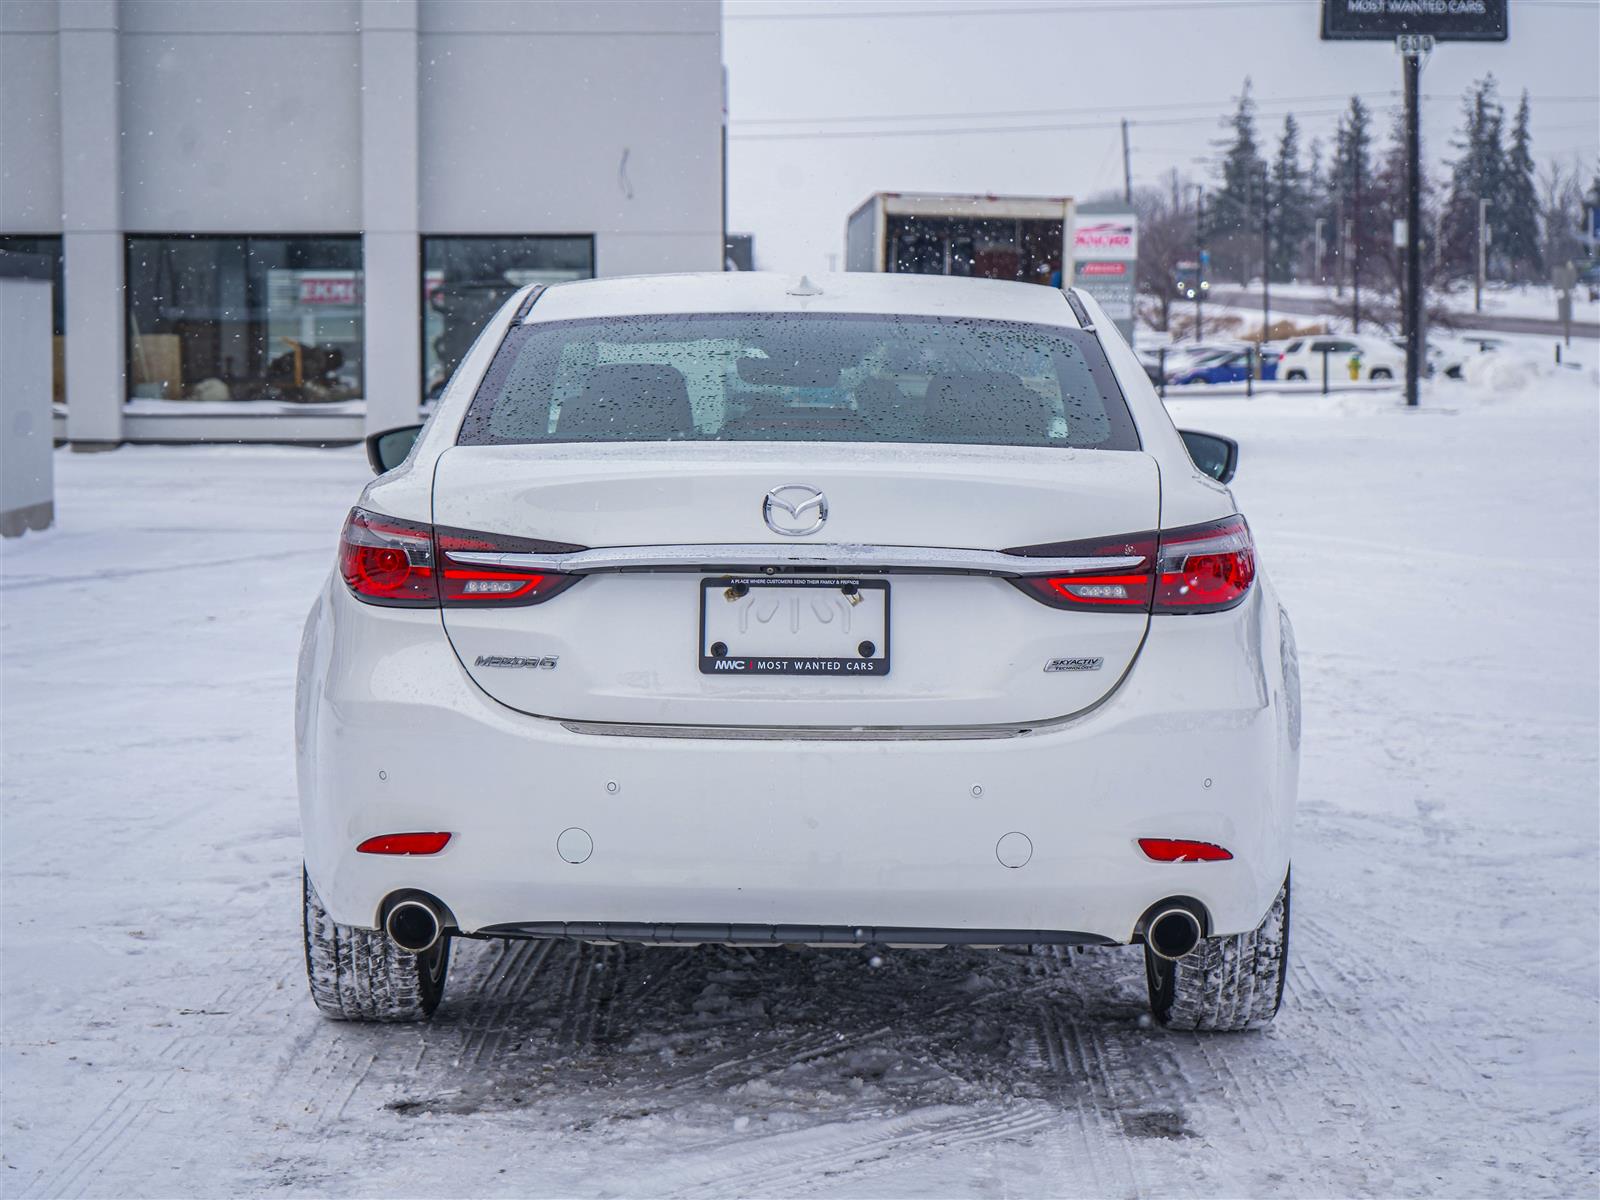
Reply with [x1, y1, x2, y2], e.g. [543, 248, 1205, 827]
[663, 1102, 1056, 1198]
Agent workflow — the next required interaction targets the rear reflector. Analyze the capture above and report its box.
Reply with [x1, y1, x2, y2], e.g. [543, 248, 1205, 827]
[357, 832, 453, 856]
[1138, 838, 1233, 862]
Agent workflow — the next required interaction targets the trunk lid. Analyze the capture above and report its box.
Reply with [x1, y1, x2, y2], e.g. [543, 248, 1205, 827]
[433, 442, 1158, 728]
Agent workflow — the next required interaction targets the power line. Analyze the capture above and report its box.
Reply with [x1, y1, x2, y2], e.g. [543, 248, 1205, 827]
[729, 105, 1393, 142]
[733, 92, 1396, 127]
[727, 1, 1315, 20]
[731, 93, 1598, 133]
[726, 0, 1588, 20]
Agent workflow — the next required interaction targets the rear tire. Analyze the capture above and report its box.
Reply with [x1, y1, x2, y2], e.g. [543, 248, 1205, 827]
[1286, 369, 1306, 381]
[1145, 872, 1289, 1031]
[1370, 367, 1393, 380]
[302, 868, 449, 1021]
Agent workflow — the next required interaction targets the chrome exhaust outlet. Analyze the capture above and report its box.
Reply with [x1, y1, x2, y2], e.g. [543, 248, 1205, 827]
[1145, 907, 1204, 962]
[385, 898, 443, 954]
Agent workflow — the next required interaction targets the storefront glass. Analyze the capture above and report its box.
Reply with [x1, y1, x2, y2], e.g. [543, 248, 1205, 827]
[125, 236, 364, 404]
[422, 236, 593, 399]
[0, 235, 66, 403]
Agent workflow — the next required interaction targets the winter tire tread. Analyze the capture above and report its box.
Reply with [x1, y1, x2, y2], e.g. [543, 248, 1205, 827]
[1146, 872, 1289, 1032]
[302, 867, 448, 1022]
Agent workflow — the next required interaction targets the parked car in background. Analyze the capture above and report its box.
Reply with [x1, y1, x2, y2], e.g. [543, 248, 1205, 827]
[1170, 348, 1279, 385]
[1275, 334, 1403, 382]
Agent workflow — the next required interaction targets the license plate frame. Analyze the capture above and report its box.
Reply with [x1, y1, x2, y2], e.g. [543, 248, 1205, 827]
[699, 576, 891, 677]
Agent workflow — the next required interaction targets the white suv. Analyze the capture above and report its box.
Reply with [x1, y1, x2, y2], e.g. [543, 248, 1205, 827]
[1276, 333, 1403, 382]
[297, 273, 1299, 1031]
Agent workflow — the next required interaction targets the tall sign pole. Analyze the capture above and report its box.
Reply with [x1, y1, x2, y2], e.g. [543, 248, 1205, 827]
[1321, 0, 1507, 406]
[1400, 36, 1429, 408]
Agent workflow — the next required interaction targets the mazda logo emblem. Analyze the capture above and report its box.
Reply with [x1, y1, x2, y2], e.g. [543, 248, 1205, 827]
[763, 484, 828, 536]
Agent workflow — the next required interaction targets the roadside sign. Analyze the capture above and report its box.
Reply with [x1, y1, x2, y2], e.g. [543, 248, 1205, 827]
[1072, 212, 1138, 347]
[1321, 0, 1507, 42]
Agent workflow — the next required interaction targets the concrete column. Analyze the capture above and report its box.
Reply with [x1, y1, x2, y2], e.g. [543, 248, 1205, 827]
[58, 0, 123, 447]
[360, 0, 421, 436]
[0, 274, 55, 536]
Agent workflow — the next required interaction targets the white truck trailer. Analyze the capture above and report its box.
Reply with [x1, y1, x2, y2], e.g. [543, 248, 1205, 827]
[844, 192, 1077, 286]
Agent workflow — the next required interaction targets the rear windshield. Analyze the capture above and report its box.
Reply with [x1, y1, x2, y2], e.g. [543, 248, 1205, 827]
[458, 312, 1139, 450]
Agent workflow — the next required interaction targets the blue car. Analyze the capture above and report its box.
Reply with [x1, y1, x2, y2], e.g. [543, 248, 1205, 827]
[1172, 349, 1278, 385]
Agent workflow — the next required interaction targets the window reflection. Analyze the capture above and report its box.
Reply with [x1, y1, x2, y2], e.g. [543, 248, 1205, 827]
[422, 236, 593, 400]
[125, 235, 364, 404]
[0, 235, 65, 403]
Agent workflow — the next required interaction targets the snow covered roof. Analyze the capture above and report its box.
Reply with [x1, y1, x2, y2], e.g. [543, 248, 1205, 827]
[524, 271, 1085, 326]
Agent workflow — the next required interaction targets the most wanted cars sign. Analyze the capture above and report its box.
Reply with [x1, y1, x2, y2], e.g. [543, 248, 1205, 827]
[1321, 0, 1507, 41]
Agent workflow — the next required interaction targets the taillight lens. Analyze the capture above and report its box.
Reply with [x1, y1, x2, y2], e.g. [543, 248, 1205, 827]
[1012, 516, 1255, 614]
[338, 508, 584, 608]
[339, 508, 437, 606]
[1010, 532, 1158, 611]
[436, 527, 583, 607]
[1154, 516, 1255, 613]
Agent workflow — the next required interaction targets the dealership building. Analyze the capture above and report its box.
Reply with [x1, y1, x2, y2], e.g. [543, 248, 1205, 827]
[0, 0, 723, 446]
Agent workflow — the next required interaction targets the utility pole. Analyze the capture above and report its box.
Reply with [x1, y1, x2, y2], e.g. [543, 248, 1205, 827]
[1261, 165, 1271, 351]
[1195, 186, 1205, 343]
[1352, 143, 1363, 331]
[1314, 216, 1326, 284]
[1334, 200, 1345, 297]
[1400, 36, 1429, 409]
[1121, 119, 1133, 204]
[1475, 196, 1491, 311]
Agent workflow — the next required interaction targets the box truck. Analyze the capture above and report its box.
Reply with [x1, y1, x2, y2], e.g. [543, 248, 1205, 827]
[844, 192, 1077, 286]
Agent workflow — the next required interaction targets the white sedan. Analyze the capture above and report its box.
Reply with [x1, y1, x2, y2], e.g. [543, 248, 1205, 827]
[1276, 333, 1404, 382]
[296, 272, 1300, 1031]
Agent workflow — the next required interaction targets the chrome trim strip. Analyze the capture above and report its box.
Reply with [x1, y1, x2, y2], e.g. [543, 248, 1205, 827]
[558, 718, 1028, 741]
[447, 543, 1144, 577]
[473, 921, 1117, 947]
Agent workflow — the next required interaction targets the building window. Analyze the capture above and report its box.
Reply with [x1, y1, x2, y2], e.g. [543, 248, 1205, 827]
[125, 235, 363, 404]
[423, 236, 593, 399]
[0, 235, 65, 403]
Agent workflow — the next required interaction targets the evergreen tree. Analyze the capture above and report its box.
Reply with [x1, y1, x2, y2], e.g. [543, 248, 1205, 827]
[1327, 97, 1376, 296]
[1269, 115, 1312, 281]
[1306, 136, 1331, 282]
[1212, 79, 1266, 281]
[1216, 79, 1265, 228]
[1441, 76, 1506, 281]
[1497, 91, 1543, 279]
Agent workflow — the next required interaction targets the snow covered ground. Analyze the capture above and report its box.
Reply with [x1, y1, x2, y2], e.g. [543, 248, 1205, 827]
[1267, 280, 1599, 325]
[3, 357, 1597, 1198]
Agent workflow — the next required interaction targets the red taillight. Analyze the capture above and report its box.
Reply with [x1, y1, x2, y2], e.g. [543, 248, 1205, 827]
[1011, 532, 1158, 611]
[338, 508, 584, 608]
[435, 526, 583, 607]
[357, 832, 452, 855]
[340, 509, 437, 606]
[1012, 517, 1255, 614]
[1138, 837, 1233, 862]
[1154, 516, 1255, 613]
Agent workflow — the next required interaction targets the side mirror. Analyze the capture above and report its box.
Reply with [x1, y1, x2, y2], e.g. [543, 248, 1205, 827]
[365, 424, 423, 475]
[1179, 429, 1239, 484]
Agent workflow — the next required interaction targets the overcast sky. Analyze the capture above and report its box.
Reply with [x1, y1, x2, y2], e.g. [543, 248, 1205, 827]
[723, 0, 1600, 273]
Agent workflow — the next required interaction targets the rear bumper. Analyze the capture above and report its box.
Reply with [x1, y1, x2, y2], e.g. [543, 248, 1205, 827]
[296, 577, 1299, 944]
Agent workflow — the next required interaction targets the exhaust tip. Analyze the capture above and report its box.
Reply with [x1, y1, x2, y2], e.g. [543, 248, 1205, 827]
[1146, 907, 1203, 961]
[385, 898, 443, 954]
